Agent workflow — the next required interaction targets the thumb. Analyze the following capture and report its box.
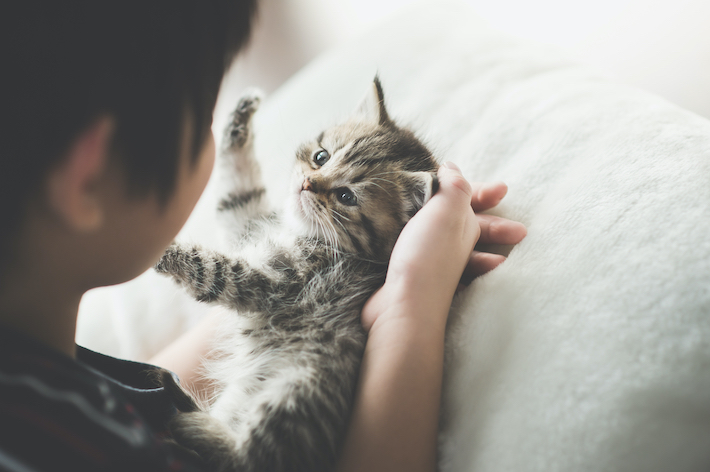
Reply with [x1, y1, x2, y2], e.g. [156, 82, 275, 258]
[436, 161, 473, 203]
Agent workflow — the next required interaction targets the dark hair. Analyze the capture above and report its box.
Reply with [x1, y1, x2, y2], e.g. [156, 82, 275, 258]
[0, 1, 257, 270]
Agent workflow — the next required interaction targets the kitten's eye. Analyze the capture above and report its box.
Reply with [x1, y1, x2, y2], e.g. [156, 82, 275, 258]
[313, 149, 330, 166]
[335, 188, 357, 206]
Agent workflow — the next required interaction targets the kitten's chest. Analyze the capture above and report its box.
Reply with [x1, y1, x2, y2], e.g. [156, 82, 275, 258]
[292, 256, 376, 305]
[263, 248, 384, 320]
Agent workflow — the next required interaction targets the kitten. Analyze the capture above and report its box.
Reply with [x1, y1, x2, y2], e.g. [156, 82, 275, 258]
[155, 77, 440, 472]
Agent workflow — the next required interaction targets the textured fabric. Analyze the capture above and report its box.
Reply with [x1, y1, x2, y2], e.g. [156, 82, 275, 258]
[0, 327, 205, 472]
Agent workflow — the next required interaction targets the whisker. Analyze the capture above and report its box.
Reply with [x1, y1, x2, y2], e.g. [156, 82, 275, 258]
[363, 180, 393, 197]
[369, 170, 402, 179]
[369, 177, 395, 185]
[330, 209, 352, 222]
[329, 216, 341, 262]
[328, 214, 344, 263]
[315, 207, 337, 263]
[325, 218, 338, 263]
[330, 213, 348, 234]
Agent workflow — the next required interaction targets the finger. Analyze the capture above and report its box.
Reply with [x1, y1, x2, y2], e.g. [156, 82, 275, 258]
[416, 163, 477, 241]
[470, 181, 508, 213]
[476, 214, 528, 245]
[461, 251, 506, 282]
[439, 162, 473, 199]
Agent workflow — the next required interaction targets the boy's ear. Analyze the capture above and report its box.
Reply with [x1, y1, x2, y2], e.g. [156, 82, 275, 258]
[47, 116, 113, 232]
[355, 76, 390, 126]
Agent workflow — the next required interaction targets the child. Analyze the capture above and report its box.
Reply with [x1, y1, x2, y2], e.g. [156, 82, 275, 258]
[0, 2, 526, 471]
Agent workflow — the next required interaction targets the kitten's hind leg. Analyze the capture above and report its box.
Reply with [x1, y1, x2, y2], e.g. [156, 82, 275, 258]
[216, 90, 273, 242]
[211, 361, 359, 472]
[157, 369, 201, 413]
[169, 411, 242, 471]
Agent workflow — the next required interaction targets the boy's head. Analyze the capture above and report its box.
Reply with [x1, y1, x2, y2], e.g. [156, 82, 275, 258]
[1, 1, 257, 283]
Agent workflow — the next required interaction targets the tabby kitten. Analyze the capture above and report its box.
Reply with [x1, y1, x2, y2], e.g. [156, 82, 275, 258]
[155, 78, 439, 472]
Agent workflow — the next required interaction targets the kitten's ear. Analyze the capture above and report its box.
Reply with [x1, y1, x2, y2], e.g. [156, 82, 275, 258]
[404, 171, 440, 217]
[355, 76, 390, 126]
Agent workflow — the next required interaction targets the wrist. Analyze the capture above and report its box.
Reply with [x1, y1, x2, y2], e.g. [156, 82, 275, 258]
[365, 297, 448, 355]
[362, 273, 457, 334]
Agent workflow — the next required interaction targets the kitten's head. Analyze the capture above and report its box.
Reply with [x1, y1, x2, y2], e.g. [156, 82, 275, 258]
[286, 77, 439, 261]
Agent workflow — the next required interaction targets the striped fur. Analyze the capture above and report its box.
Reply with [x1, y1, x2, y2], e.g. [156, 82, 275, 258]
[155, 78, 439, 472]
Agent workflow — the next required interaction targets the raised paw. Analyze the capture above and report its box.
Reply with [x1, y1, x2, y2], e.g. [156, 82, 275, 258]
[154, 243, 180, 275]
[225, 89, 264, 149]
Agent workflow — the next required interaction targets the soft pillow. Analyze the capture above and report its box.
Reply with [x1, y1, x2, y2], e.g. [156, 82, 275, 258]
[79, 1, 710, 470]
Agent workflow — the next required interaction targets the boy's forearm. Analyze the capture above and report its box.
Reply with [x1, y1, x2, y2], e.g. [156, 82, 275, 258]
[149, 312, 220, 402]
[337, 308, 447, 472]
[337, 166, 479, 472]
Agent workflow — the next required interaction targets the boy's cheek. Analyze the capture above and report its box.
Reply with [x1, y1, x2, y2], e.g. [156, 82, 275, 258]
[91, 136, 215, 287]
[141, 137, 216, 271]
[161, 132, 215, 241]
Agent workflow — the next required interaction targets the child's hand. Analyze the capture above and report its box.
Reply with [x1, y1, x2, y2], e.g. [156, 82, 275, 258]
[361, 163, 526, 333]
[461, 180, 527, 282]
[340, 164, 526, 472]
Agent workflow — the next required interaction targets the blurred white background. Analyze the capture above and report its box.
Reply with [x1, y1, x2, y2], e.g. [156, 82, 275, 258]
[223, 0, 710, 119]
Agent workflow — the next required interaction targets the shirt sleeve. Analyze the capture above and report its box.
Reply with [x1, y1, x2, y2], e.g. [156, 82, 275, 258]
[0, 338, 208, 471]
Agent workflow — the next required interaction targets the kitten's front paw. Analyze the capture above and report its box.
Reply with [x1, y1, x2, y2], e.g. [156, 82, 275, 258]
[154, 243, 186, 276]
[226, 89, 264, 149]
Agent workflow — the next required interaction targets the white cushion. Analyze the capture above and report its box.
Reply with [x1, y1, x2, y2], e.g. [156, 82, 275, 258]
[79, 1, 710, 470]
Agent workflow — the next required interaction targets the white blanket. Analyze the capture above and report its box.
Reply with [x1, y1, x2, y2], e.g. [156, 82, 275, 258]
[77, 1, 710, 470]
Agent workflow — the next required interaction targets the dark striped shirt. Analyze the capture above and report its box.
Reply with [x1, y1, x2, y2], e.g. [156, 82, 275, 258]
[0, 327, 206, 471]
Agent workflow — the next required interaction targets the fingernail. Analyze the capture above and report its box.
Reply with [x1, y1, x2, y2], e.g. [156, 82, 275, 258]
[444, 161, 461, 172]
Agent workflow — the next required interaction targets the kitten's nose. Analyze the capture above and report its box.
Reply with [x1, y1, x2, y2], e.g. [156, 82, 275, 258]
[302, 176, 315, 192]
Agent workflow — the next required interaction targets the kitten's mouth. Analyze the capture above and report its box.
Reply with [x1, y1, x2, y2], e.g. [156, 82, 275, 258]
[295, 193, 307, 216]
[289, 173, 323, 233]
[300, 191, 322, 222]
[294, 185, 314, 220]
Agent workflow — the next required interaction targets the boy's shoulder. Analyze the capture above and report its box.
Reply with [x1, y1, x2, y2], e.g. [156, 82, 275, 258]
[0, 327, 202, 472]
